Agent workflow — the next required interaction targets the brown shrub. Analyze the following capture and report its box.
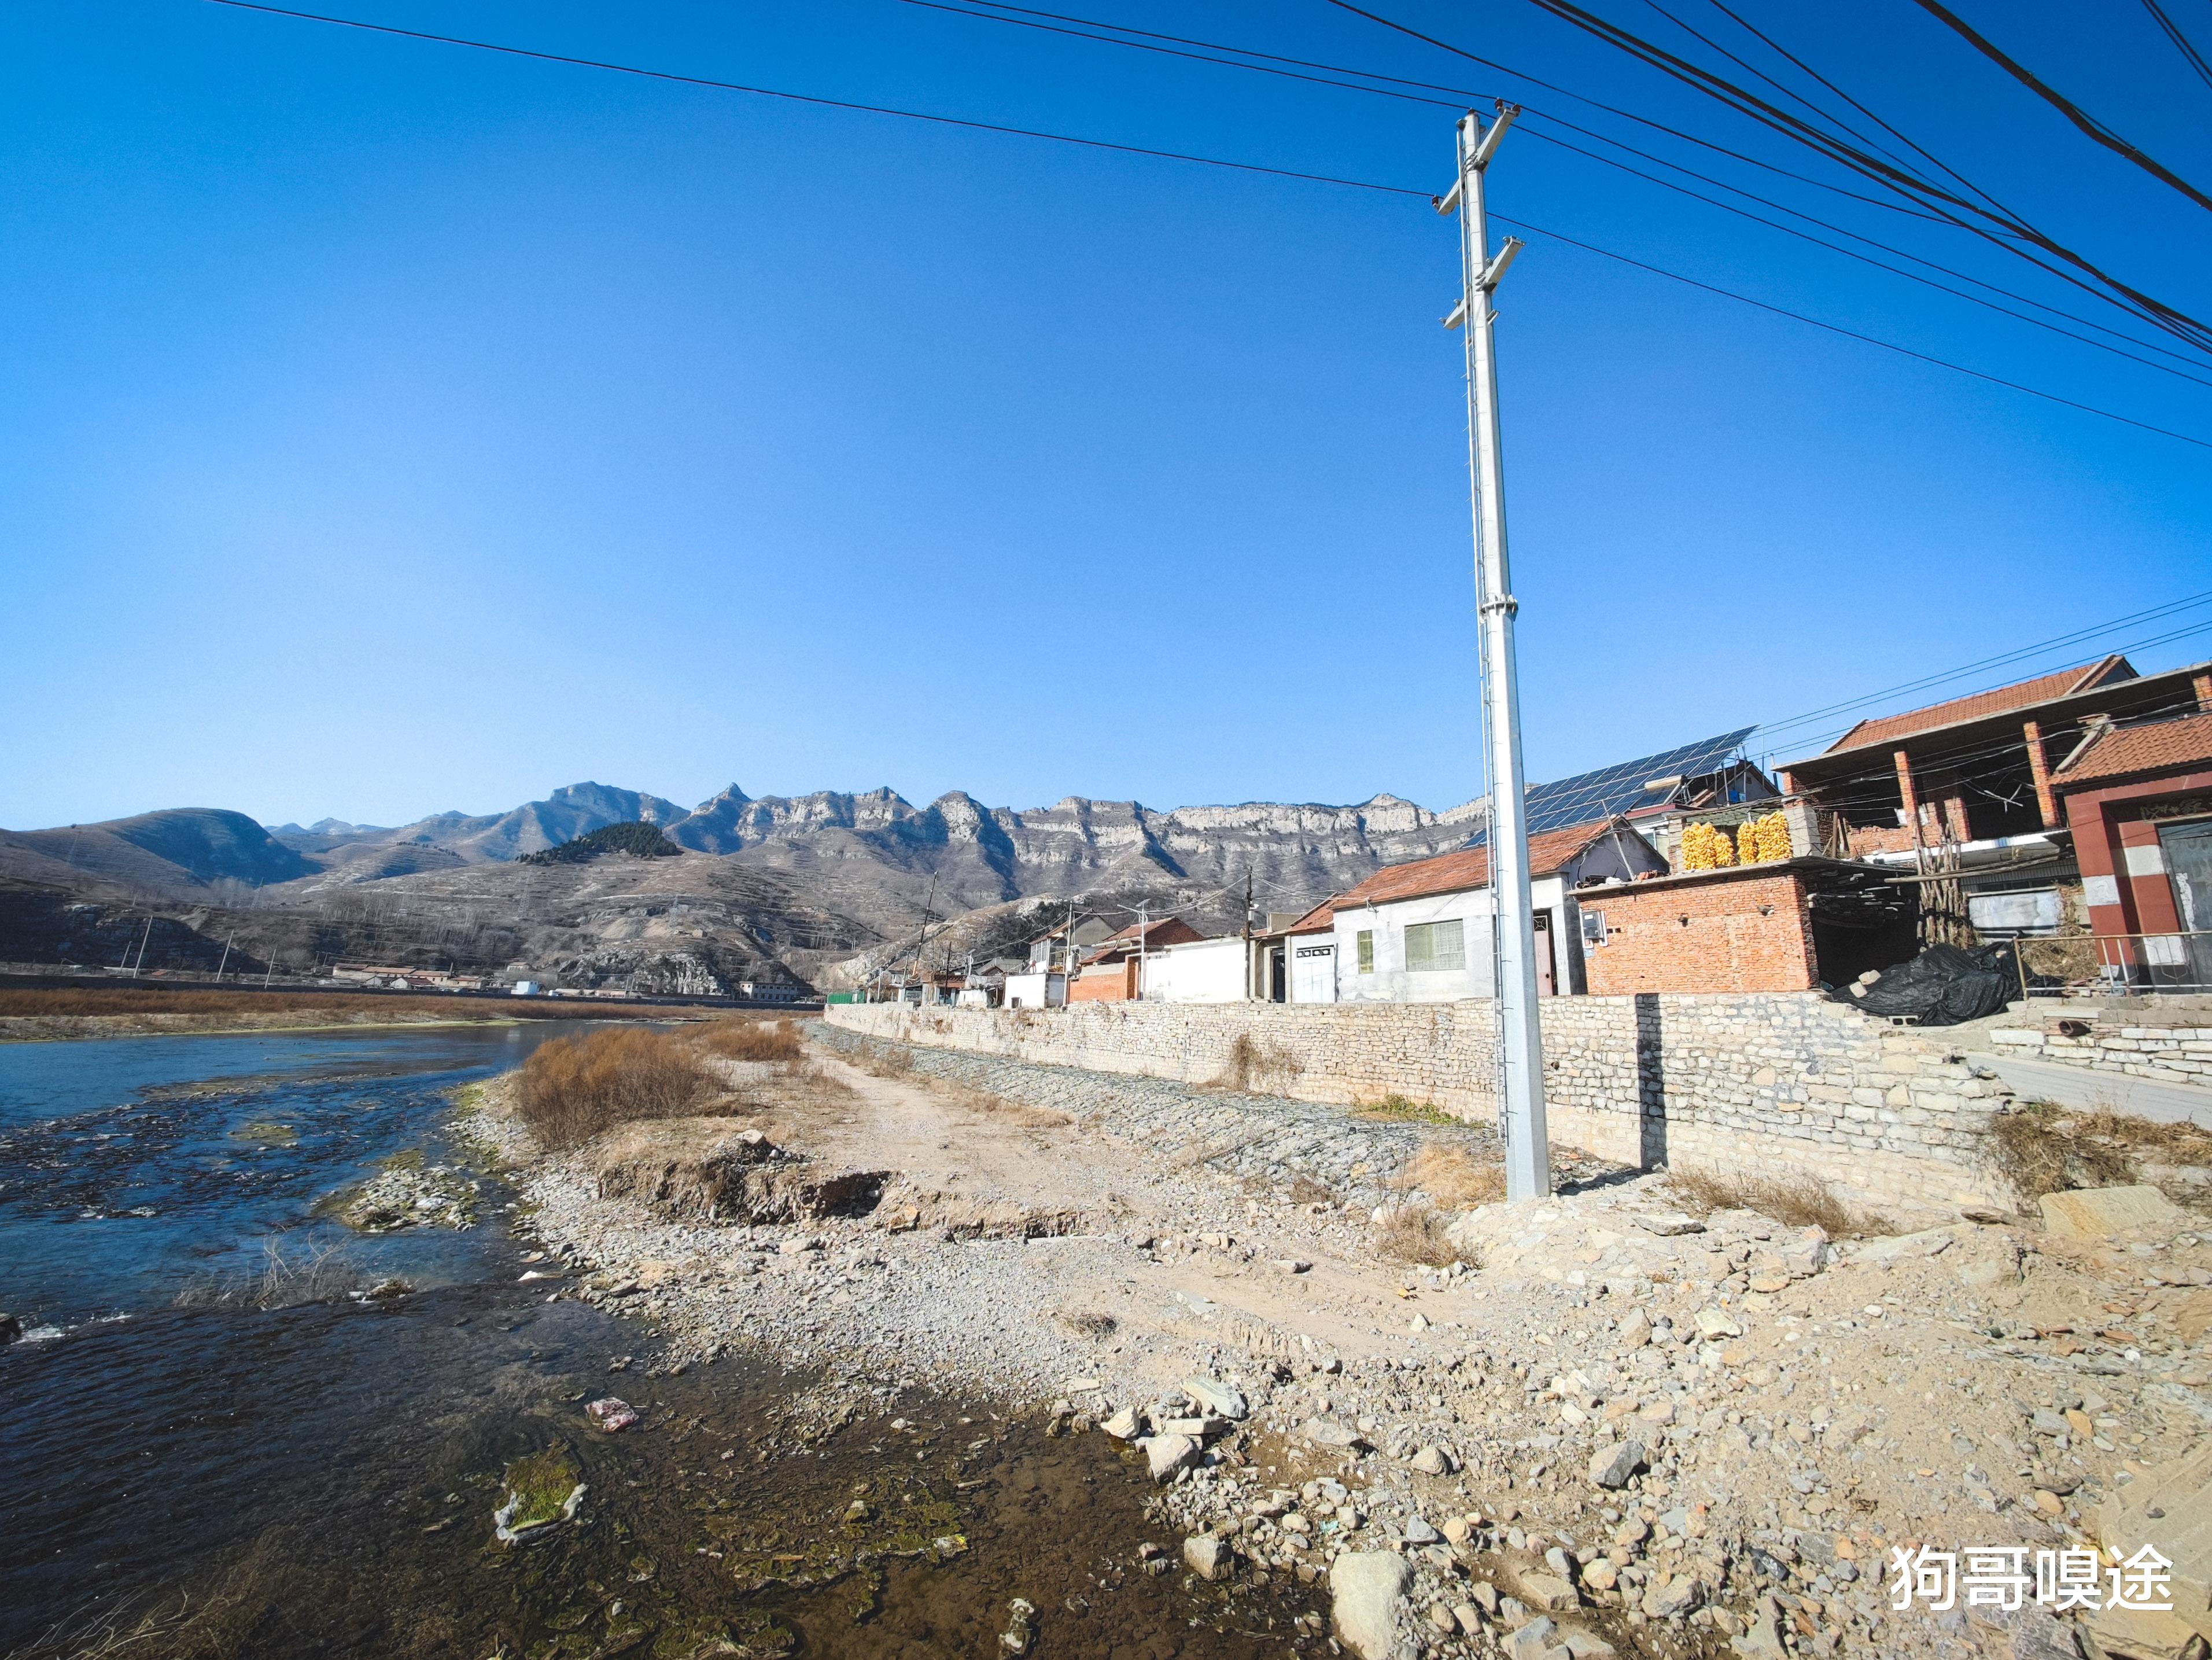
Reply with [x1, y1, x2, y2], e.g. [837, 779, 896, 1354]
[1666, 1166, 1894, 1238]
[515, 1026, 717, 1150]
[692, 1017, 803, 1063]
[1984, 1101, 2137, 1201]
[1393, 1143, 1505, 1209]
[1208, 1032, 1304, 1094]
[1377, 1203, 1460, 1267]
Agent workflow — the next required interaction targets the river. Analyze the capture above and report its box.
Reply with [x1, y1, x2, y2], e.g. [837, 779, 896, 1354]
[0, 1025, 1310, 1660]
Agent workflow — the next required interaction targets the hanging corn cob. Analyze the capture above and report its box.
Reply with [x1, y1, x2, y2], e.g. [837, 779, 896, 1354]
[1754, 811, 1792, 863]
[1737, 821, 1759, 866]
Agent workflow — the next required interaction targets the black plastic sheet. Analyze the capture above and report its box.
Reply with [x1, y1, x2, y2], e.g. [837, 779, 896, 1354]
[1841, 941, 2020, 1026]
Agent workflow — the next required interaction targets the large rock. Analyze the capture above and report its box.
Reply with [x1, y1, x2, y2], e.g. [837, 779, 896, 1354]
[1640, 1573, 1704, 1619]
[1330, 1553, 1411, 1660]
[1512, 1570, 1577, 1613]
[1502, 1617, 1572, 1660]
[1184, 1534, 1232, 1581]
[2040, 1184, 2183, 1239]
[1303, 1416, 1363, 1448]
[1182, 1376, 1250, 1420]
[1142, 1434, 1199, 1483]
[1588, 1440, 1647, 1489]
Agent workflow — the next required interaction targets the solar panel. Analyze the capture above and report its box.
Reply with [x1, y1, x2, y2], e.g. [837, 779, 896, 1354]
[1465, 728, 1759, 842]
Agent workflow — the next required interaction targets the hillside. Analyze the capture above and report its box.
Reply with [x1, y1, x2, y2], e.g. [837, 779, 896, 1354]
[0, 779, 1490, 995]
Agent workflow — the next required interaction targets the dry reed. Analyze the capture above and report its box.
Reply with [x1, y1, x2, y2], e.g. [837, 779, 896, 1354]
[691, 1017, 804, 1063]
[1376, 1203, 1459, 1267]
[514, 1026, 717, 1150]
[1665, 1166, 1894, 1237]
[1393, 1143, 1506, 1208]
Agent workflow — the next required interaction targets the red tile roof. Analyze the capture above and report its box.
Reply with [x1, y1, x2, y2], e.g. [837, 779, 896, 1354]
[1826, 656, 2134, 754]
[1330, 821, 1614, 909]
[2054, 710, 2212, 787]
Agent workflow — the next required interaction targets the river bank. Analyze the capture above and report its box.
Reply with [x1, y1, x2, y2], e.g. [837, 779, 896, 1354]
[482, 1024, 2212, 1660]
[1, 1021, 1328, 1660]
[0, 986, 712, 1043]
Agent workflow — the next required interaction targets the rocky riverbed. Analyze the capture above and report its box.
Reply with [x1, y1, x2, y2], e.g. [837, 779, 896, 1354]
[470, 1027, 2212, 1660]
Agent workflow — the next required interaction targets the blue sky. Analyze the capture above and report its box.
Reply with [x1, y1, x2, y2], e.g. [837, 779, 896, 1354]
[3, 0, 2207, 831]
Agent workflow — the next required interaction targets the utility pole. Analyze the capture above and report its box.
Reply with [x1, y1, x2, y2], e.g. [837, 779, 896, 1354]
[1440, 102, 1549, 1205]
[1136, 900, 1149, 1002]
[1241, 870, 1255, 1001]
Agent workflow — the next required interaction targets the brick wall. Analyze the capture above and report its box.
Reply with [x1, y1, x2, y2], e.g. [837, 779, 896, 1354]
[826, 993, 2015, 1213]
[1583, 869, 1817, 996]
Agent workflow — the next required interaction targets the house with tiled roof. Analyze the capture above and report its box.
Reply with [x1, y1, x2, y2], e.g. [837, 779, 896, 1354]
[1782, 654, 2212, 947]
[1287, 818, 1667, 1004]
[2052, 706, 2212, 989]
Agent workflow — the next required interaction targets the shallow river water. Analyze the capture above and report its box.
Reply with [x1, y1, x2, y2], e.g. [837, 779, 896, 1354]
[0, 1027, 1311, 1660]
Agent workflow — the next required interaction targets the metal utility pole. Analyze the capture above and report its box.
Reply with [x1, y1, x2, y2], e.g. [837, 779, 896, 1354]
[1440, 102, 1550, 1205]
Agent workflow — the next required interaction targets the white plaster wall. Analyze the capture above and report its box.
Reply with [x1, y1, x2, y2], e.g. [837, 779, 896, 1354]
[1140, 937, 1248, 1003]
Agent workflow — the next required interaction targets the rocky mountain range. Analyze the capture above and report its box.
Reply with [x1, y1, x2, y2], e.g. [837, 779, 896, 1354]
[1, 780, 1490, 996]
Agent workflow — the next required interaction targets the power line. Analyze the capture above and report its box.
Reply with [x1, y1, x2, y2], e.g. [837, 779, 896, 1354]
[198, 0, 2212, 447]
[1751, 590, 2212, 744]
[913, 0, 2212, 384]
[1506, 0, 2212, 352]
[1907, 0, 2212, 214]
[198, 0, 1428, 197]
[2139, 0, 2212, 95]
[1487, 215, 2212, 450]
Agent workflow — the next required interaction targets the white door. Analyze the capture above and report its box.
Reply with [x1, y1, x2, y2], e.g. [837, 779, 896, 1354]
[1291, 943, 1337, 1003]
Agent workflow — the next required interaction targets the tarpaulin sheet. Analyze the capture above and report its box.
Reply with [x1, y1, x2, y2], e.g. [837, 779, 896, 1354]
[1844, 941, 2019, 1026]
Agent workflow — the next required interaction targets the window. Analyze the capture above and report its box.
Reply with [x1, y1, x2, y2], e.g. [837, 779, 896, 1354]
[1355, 930, 1374, 974]
[1404, 919, 1466, 973]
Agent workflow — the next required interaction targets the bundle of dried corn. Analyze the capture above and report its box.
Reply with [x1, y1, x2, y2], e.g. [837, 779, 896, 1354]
[1753, 811, 1792, 863]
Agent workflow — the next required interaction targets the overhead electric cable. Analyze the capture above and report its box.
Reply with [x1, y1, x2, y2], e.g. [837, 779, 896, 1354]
[917, 0, 2212, 377]
[1907, 0, 2212, 212]
[198, 0, 2212, 447]
[1506, 0, 2212, 350]
[1484, 215, 2212, 449]
[197, 0, 1429, 196]
[2139, 0, 2212, 94]
[1749, 590, 2212, 741]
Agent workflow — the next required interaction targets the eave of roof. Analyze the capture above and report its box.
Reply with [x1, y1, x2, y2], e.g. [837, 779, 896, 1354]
[1785, 658, 2210, 782]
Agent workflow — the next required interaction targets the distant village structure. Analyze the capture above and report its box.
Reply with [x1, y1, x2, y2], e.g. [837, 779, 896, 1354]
[869, 655, 2212, 1010]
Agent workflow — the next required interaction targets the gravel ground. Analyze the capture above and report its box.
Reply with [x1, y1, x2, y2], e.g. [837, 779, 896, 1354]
[466, 1030, 2212, 1660]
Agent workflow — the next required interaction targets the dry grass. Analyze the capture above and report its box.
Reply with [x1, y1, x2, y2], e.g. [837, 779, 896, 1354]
[692, 1017, 804, 1063]
[1208, 1032, 1304, 1094]
[1377, 1202, 1460, 1267]
[514, 1025, 719, 1150]
[846, 1039, 915, 1079]
[1984, 1099, 2212, 1209]
[1393, 1142, 1506, 1209]
[1665, 1166, 1896, 1238]
[0, 986, 706, 1022]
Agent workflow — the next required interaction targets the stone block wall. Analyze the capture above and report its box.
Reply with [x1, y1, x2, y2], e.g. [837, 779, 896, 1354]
[825, 992, 2014, 1212]
[1987, 1014, 2212, 1089]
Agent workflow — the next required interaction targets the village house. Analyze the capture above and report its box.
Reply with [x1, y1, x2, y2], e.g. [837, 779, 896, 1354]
[1067, 916, 1203, 1003]
[1285, 818, 1669, 1004]
[1782, 655, 2212, 943]
[2049, 701, 2212, 991]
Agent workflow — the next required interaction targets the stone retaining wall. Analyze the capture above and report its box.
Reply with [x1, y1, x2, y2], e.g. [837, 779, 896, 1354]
[1986, 1014, 2212, 1090]
[825, 993, 2016, 1213]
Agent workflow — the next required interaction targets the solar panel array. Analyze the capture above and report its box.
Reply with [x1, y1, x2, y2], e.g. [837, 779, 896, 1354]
[1466, 727, 1759, 842]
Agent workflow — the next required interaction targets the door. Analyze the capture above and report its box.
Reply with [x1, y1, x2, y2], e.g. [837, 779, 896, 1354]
[2159, 820, 2212, 991]
[1532, 912, 1557, 998]
[1291, 943, 1336, 1003]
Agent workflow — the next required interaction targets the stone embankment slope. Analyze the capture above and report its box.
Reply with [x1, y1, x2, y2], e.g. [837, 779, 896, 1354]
[485, 1033, 2212, 1660]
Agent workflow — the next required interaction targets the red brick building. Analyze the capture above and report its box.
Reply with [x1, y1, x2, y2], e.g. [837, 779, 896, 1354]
[1579, 860, 1912, 996]
[2052, 709, 2212, 989]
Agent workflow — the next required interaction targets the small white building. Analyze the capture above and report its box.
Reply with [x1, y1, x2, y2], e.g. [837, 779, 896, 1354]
[1289, 818, 1666, 1004]
[1002, 970, 1067, 1009]
[1137, 936, 1249, 1003]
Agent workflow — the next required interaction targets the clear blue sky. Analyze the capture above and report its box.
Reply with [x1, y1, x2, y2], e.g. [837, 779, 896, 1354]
[3, 0, 2207, 831]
